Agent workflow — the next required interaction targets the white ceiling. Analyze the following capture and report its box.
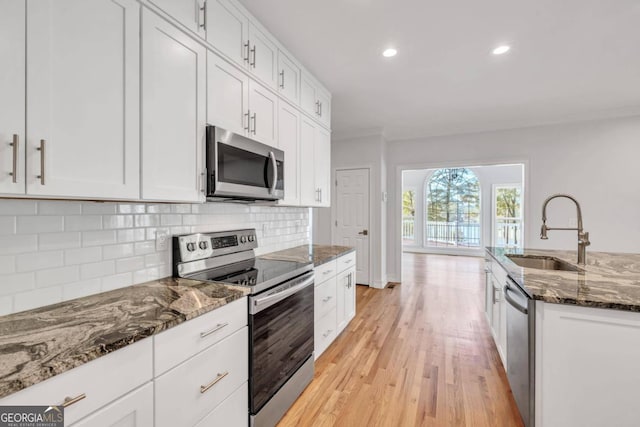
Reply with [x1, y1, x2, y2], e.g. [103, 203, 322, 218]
[238, 0, 640, 140]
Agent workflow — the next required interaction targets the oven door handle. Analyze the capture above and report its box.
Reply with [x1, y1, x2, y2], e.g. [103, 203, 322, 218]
[251, 274, 314, 314]
[268, 151, 277, 194]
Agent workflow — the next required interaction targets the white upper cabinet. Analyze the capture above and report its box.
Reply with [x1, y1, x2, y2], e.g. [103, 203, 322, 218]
[0, 0, 25, 195]
[315, 126, 331, 207]
[141, 10, 206, 202]
[278, 50, 300, 104]
[247, 23, 278, 89]
[208, 52, 250, 135]
[277, 102, 300, 206]
[301, 71, 332, 129]
[299, 116, 330, 207]
[248, 80, 278, 146]
[206, 0, 249, 66]
[25, 0, 140, 200]
[147, 0, 206, 37]
[317, 88, 332, 128]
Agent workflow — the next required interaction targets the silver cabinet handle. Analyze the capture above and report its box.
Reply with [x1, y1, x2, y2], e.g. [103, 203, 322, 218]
[245, 110, 251, 132]
[322, 269, 332, 275]
[9, 134, 18, 183]
[322, 330, 332, 338]
[344, 259, 353, 264]
[200, 371, 229, 394]
[319, 188, 323, 202]
[279, 70, 285, 89]
[37, 139, 45, 185]
[319, 102, 322, 117]
[199, 1, 206, 30]
[250, 45, 256, 68]
[322, 296, 332, 302]
[244, 41, 250, 63]
[315, 100, 320, 115]
[200, 169, 207, 194]
[63, 393, 86, 408]
[200, 322, 228, 338]
[251, 112, 257, 135]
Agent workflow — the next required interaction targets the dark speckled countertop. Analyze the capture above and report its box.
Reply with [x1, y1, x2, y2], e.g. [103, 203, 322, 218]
[486, 247, 640, 312]
[259, 244, 355, 266]
[0, 278, 249, 399]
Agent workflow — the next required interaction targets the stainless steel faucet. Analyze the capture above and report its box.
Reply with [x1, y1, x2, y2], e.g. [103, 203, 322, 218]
[540, 194, 590, 265]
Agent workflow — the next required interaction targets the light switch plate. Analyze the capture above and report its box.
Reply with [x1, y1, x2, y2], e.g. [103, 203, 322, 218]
[156, 229, 170, 251]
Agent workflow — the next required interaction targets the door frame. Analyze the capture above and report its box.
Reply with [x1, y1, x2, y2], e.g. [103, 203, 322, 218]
[394, 159, 529, 284]
[330, 165, 373, 287]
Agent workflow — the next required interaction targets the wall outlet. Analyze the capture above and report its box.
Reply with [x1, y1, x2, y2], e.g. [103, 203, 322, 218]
[156, 229, 170, 251]
[568, 217, 578, 228]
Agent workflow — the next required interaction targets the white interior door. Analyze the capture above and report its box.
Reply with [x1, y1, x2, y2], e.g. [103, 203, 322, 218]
[0, 0, 25, 195]
[334, 168, 370, 285]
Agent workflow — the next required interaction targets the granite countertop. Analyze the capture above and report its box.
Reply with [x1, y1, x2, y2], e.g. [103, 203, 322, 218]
[0, 278, 249, 399]
[486, 247, 640, 312]
[259, 244, 355, 267]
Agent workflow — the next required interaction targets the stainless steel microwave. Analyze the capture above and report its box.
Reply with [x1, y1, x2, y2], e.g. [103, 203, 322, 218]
[206, 126, 284, 202]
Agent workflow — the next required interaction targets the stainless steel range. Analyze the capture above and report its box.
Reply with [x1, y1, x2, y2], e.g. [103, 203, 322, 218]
[173, 229, 315, 427]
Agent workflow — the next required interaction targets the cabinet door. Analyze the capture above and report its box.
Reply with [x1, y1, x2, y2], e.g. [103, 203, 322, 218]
[314, 127, 331, 207]
[26, 0, 140, 199]
[277, 102, 300, 206]
[141, 10, 206, 202]
[336, 269, 349, 333]
[206, 0, 249, 66]
[345, 267, 356, 323]
[0, 0, 25, 195]
[208, 52, 249, 135]
[147, 0, 205, 37]
[248, 23, 278, 89]
[317, 89, 331, 128]
[278, 51, 300, 104]
[299, 116, 317, 206]
[71, 383, 153, 427]
[300, 72, 318, 117]
[248, 80, 277, 146]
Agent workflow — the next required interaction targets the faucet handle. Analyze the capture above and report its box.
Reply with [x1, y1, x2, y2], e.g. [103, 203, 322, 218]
[580, 231, 591, 246]
[540, 223, 549, 240]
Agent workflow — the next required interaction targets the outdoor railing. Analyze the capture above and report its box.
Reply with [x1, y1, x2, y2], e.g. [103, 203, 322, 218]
[494, 218, 522, 248]
[425, 221, 480, 247]
[402, 216, 415, 239]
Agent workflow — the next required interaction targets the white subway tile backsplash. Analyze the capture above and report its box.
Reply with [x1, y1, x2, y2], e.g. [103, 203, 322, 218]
[39, 232, 82, 250]
[65, 215, 102, 231]
[35, 266, 80, 288]
[16, 251, 64, 272]
[0, 217, 16, 234]
[0, 235, 38, 255]
[0, 199, 309, 314]
[17, 216, 64, 234]
[80, 261, 115, 280]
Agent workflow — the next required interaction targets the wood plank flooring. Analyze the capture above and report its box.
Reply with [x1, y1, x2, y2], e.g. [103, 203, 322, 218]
[278, 253, 523, 427]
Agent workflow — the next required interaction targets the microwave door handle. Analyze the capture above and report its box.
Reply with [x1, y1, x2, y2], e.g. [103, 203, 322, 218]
[268, 151, 277, 194]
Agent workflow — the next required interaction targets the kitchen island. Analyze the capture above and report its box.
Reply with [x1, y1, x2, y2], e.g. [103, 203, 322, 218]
[485, 247, 640, 427]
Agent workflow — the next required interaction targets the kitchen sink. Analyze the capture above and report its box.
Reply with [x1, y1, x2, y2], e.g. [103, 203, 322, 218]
[506, 255, 583, 272]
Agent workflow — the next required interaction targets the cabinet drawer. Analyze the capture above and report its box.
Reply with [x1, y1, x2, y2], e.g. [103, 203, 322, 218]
[195, 382, 248, 427]
[0, 339, 152, 426]
[314, 259, 337, 284]
[337, 251, 356, 273]
[154, 297, 247, 376]
[155, 327, 248, 427]
[314, 307, 336, 360]
[70, 383, 153, 427]
[315, 276, 336, 320]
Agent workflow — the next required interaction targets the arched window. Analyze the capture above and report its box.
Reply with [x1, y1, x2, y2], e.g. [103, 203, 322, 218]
[425, 168, 481, 248]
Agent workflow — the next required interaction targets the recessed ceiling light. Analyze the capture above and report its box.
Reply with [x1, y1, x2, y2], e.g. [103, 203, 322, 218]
[382, 48, 397, 58]
[492, 45, 511, 55]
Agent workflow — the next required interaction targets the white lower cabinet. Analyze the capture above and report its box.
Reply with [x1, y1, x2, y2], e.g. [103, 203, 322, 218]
[484, 254, 507, 365]
[71, 384, 154, 427]
[155, 327, 248, 427]
[0, 339, 153, 426]
[195, 382, 248, 427]
[314, 252, 356, 359]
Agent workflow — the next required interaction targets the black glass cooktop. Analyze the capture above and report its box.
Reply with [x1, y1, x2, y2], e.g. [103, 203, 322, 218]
[188, 257, 313, 295]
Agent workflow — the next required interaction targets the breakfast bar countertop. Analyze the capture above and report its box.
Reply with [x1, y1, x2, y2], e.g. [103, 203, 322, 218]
[486, 247, 640, 312]
[0, 277, 249, 399]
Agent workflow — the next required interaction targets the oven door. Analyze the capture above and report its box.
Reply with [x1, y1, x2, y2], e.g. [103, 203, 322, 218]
[206, 126, 284, 201]
[249, 271, 314, 414]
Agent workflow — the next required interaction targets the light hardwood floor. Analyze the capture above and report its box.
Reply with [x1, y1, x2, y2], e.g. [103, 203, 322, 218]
[278, 253, 523, 427]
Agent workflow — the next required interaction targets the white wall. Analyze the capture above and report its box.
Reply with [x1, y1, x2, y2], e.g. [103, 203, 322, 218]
[402, 164, 523, 256]
[313, 133, 388, 287]
[388, 115, 640, 281]
[0, 200, 310, 315]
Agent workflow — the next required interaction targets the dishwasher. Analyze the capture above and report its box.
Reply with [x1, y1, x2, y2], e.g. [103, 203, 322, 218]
[504, 277, 535, 427]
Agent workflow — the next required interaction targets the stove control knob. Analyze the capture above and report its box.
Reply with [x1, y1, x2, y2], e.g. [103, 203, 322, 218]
[249, 277, 256, 285]
[248, 235, 255, 242]
[240, 236, 247, 243]
[186, 242, 196, 252]
[199, 241, 208, 250]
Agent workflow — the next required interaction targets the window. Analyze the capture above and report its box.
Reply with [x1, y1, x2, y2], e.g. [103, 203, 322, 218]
[492, 185, 523, 248]
[425, 168, 481, 248]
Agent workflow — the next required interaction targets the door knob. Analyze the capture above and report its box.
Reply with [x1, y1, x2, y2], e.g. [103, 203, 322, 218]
[358, 230, 368, 236]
